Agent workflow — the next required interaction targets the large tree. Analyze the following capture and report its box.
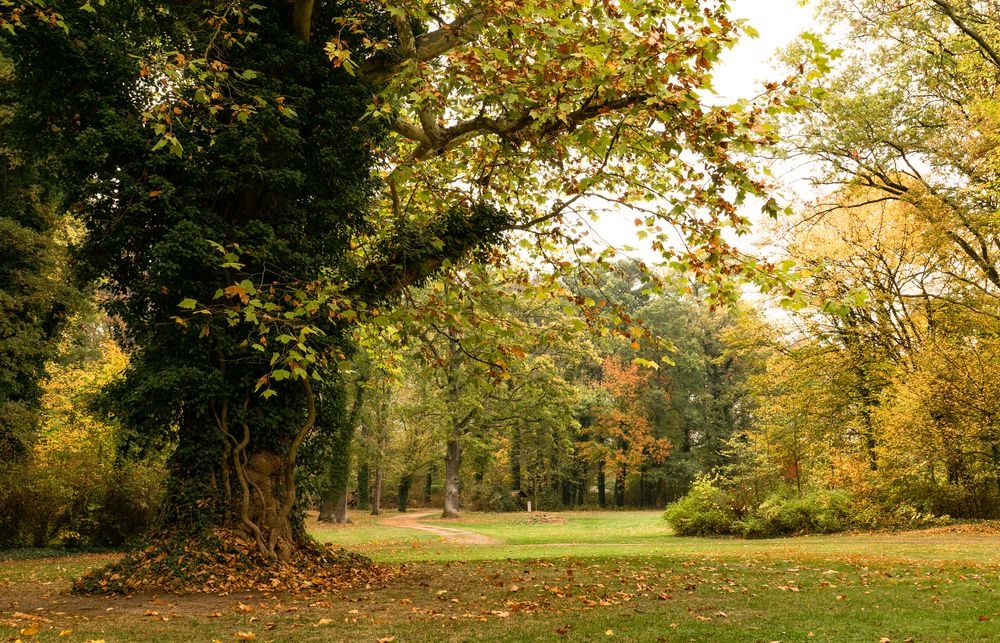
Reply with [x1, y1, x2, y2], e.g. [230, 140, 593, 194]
[1, 0, 786, 574]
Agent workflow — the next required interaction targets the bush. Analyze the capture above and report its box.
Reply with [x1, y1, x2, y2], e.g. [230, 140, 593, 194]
[663, 476, 740, 536]
[664, 481, 949, 539]
[739, 489, 854, 537]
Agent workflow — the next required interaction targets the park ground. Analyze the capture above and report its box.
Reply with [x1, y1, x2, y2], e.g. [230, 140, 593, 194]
[1, 511, 999, 642]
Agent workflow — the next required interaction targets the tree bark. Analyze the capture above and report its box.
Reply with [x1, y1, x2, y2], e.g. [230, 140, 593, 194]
[597, 461, 607, 508]
[397, 474, 412, 512]
[423, 467, 434, 506]
[318, 488, 336, 522]
[443, 438, 462, 518]
[291, 0, 315, 43]
[357, 463, 370, 511]
[371, 467, 382, 516]
[333, 477, 351, 524]
[511, 423, 522, 491]
[614, 463, 626, 508]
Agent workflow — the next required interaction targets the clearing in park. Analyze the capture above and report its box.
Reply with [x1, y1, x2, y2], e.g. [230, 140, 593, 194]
[2, 511, 998, 642]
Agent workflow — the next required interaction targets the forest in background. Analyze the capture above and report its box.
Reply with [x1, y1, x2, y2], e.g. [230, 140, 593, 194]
[2, 0, 999, 554]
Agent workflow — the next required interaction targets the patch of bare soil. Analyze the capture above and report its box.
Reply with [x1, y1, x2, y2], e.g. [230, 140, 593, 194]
[379, 512, 502, 545]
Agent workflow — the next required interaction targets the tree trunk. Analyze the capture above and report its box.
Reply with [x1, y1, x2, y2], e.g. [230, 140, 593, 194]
[397, 473, 413, 512]
[614, 463, 626, 508]
[423, 467, 434, 506]
[511, 423, 522, 491]
[597, 461, 607, 508]
[443, 438, 462, 518]
[357, 462, 370, 511]
[318, 487, 336, 522]
[371, 467, 382, 516]
[333, 478, 351, 524]
[169, 378, 319, 563]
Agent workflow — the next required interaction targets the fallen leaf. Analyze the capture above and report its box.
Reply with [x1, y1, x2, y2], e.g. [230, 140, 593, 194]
[235, 603, 253, 614]
[605, 629, 614, 636]
[979, 615, 990, 622]
[59, 631, 73, 638]
[316, 619, 333, 626]
[144, 610, 160, 617]
[376, 637, 396, 643]
[21, 624, 40, 636]
[234, 632, 255, 640]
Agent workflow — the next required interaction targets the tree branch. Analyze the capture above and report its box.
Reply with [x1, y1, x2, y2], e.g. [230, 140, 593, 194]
[929, 0, 1000, 70]
[359, 6, 491, 83]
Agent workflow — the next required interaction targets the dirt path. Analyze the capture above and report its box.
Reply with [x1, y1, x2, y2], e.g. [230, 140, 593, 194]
[379, 511, 501, 545]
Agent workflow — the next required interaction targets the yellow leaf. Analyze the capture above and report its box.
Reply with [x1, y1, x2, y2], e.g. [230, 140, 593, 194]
[234, 632, 255, 640]
[59, 630, 73, 637]
[21, 624, 39, 636]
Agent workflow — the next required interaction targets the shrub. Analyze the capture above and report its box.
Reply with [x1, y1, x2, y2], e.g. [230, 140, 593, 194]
[663, 476, 739, 536]
[666, 480, 953, 539]
[740, 489, 854, 537]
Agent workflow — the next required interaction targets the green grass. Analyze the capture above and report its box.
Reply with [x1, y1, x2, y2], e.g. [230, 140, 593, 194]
[424, 510, 669, 544]
[311, 511, 440, 548]
[2, 511, 999, 641]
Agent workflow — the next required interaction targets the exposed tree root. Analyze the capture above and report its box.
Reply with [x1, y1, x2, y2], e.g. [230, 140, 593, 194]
[73, 529, 396, 595]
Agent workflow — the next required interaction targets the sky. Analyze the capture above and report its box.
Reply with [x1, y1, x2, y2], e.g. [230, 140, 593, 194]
[714, 0, 817, 102]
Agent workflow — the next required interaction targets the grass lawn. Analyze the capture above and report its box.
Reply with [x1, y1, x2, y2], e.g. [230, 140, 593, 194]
[2, 510, 999, 641]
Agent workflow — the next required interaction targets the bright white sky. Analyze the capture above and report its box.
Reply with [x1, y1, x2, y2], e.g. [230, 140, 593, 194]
[714, 0, 817, 102]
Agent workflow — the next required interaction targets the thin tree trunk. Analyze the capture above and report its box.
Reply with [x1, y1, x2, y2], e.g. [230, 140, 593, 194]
[357, 462, 370, 511]
[614, 464, 626, 508]
[511, 423, 522, 490]
[371, 467, 383, 516]
[597, 460, 607, 508]
[443, 438, 462, 518]
[423, 465, 435, 505]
